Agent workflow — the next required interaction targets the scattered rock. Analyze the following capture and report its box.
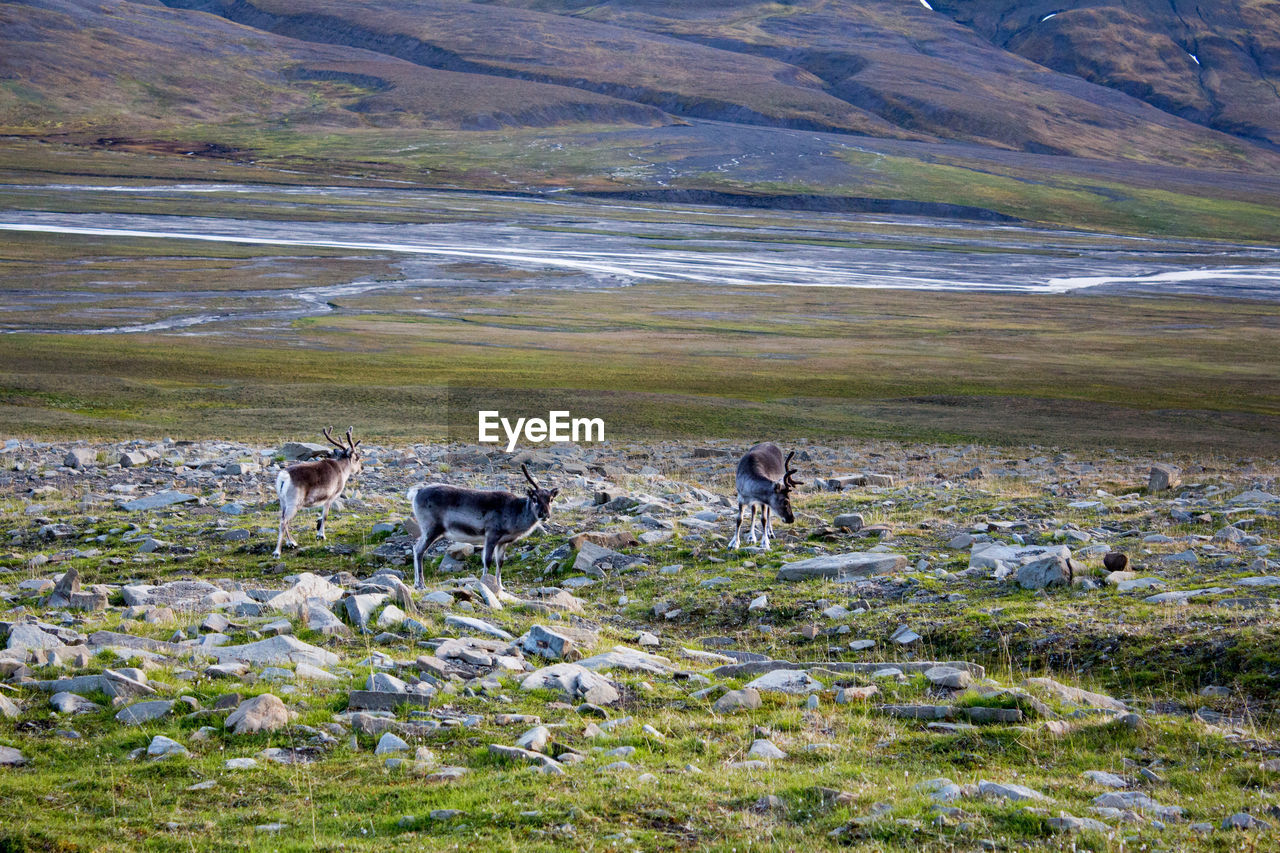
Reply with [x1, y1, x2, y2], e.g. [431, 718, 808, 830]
[776, 552, 906, 581]
[225, 694, 293, 735]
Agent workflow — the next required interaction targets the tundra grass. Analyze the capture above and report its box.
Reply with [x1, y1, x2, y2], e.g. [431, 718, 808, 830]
[1, 455, 1278, 850]
[1, 276, 1278, 451]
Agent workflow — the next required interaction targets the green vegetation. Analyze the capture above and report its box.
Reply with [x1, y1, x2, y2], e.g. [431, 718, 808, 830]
[0, 444, 1277, 850]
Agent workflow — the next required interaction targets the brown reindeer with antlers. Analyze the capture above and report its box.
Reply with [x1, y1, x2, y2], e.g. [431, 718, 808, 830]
[273, 427, 363, 558]
[727, 443, 804, 551]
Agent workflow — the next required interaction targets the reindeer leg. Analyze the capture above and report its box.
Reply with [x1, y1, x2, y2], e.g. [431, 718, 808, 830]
[317, 498, 333, 540]
[412, 524, 443, 590]
[481, 535, 498, 583]
[275, 496, 297, 556]
[747, 505, 759, 544]
[493, 544, 506, 592]
[728, 501, 744, 550]
[760, 505, 772, 550]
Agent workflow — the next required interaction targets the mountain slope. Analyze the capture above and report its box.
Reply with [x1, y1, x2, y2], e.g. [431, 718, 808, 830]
[159, 0, 916, 139]
[474, 0, 1272, 168]
[0, 0, 670, 133]
[930, 0, 1280, 147]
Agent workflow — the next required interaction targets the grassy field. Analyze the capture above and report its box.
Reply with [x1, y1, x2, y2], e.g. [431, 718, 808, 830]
[1, 443, 1277, 850]
[1, 272, 1278, 451]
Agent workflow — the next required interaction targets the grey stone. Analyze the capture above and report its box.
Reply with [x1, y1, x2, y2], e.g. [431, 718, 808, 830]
[269, 573, 344, 615]
[51, 692, 100, 714]
[979, 780, 1049, 802]
[1016, 554, 1074, 590]
[115, 700, 175, 725]
[345, 593, 387, 631]
[712, 688, 762, 713]
[281, 441, 330, 461]
[0, 694, 19, 718]
[444, 614, 513, 641]
[519, 625, 576, 661]
[746, 739, 786, 760]
[6, 623, 63, 653]
[225, 694, 293, 735]
[0, 746, 28, 766]
[744, 669, 825, 695]
[970, 543, 1072, 578]
[924, 665, 973, 689]
[64, 448, 97, 468]
[1230, 489, 1279, 505]
[347, 691, 432, 712]
[577, 646, 673, 674]
[303, 601, 350, 637]
[212, 635, 339, 668]
[515, 725, 551, 753]
[375, 732, 410, 755]
[776, 552, 906, 581]
[121, 490, 198, 511]
[1049, 815, 1110, 833]
[147, 735, 188, 758]
[368, 673, 407, 694]
[1083, 770, 1129, 789]
[1148, 464, 1181, 492]
[521, 663, 619, 705]
[1025, 677, 1126, 712]
[1222, 812, 1270, 830]
[833, 513, 864, 531]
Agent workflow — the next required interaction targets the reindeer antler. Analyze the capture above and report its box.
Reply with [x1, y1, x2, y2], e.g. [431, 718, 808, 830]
[521, 463, 540, 490]
[322, 426, 348, 451]
[783, 450, 804, 488]
[344, 427, 360, 451]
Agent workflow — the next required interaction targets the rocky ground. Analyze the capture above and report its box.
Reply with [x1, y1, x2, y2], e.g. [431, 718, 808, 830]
[1, 437, 1278, 850]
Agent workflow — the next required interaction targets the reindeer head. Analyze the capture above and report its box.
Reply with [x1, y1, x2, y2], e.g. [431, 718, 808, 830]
[323, 426, 364, 476]
[521, 463, 559, 521]
[772, 450, 804, 523]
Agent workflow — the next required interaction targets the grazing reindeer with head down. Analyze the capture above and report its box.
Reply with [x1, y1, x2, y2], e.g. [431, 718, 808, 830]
[273, 427, 363, 558]
[728, 442, 803, 550]
[407, 464, 558, 590]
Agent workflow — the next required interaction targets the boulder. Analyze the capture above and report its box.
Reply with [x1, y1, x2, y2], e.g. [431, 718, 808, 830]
[115, 700, 174, 725]
[1148, 464, 1182, 492]
[712, 688, 761, 713]
[6, 623, 63, 653]
[344, 593, 387, 631]
[744, 669, 825, 695]
[1024, 677, 1126, 711]
[970, 543, 1072, 578]
[444, 614, 513, 641]
[521, 663, 619, 705]
[121, 490, 198, 511]
[924, 665, 973, 689]
[519, 625, 577, 661]
[0, 746, 28, 767]
[281, 441, 330, 461]
[776, 552, 906, 581]
[212, 635, 340, 669]
[64, 447, 97, 468]
[269, 573, 344, 615]
[225, 694, 293, 735]
[1016, 554, 1074, 590]
[576, 646, 673, 674]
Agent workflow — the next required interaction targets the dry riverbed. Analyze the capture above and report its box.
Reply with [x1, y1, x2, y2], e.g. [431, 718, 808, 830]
[1, 437, 1278, 850]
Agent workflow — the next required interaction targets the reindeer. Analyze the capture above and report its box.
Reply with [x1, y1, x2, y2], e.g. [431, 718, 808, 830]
[407, 464, 558, 590]
[727, 442, 803, 550]
[273, 427, 363, 558]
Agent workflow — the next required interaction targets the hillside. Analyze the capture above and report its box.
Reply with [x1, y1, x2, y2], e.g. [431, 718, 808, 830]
[930, 0, 1280, 148]
[471, 0, 1275, 167]
[0, 0, 670, 133]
